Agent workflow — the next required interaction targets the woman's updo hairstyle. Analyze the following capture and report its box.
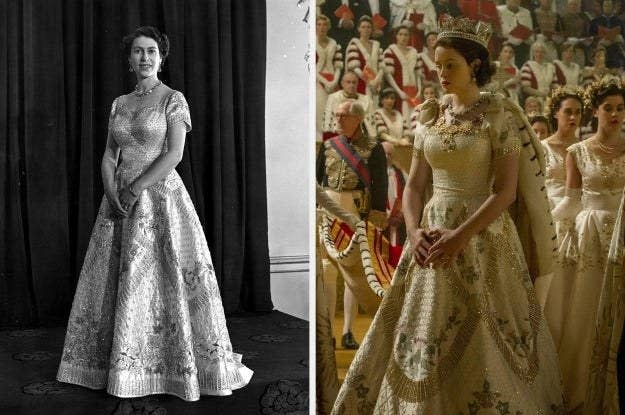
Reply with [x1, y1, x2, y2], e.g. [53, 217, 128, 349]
[434, 37, 496, 87]
[585, 76, 625, 109]
[544, 85, 585, 130]
[122, 26, 170, 66]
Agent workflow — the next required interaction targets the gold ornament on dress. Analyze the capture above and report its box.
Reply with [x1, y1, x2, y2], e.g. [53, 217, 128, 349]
[437, 17, 492, 50]
[431, 98, 486, 152]
[431, 117, 473, 152]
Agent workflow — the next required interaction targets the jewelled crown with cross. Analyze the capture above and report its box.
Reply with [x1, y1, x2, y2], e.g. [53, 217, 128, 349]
[437, 17, 492, 50]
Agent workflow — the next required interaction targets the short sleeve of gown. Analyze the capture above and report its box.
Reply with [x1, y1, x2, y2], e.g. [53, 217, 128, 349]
[566, 142, 584, 172]
[413, 122, 426, 159]
[491, 110, 522, 160]
[108, 97, 119, 129]
[166, 91, 192, 132]
[411, 98, 438, 159]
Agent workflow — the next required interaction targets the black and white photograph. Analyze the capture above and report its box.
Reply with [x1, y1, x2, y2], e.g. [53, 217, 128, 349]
[1, 1, 310, 414]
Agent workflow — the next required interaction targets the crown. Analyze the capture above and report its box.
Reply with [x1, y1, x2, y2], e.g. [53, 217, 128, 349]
[437, 17, 492, 50]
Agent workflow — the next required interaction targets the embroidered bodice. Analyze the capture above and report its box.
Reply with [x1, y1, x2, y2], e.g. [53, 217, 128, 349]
[569, 141, 625, 211]
[541, 141, 568, 208]
[110, 90, 191, 182]
[415, 93, 521, 206]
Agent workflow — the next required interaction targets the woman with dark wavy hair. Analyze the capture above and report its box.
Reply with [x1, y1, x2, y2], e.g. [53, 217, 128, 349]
[56, 26, 252, 401]
[331, 17, 564, 414]
[549, 77, 625, 413]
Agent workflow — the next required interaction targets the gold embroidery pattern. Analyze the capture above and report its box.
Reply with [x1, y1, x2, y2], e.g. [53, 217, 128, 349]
[430, 117, 474, 152]
[330, 93, 564, 414]
[493, 143, 521, 159]
[386, 308, 481, 403]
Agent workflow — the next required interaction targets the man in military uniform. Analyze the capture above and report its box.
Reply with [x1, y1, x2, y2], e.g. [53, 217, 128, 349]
[316, 100, 387, 349]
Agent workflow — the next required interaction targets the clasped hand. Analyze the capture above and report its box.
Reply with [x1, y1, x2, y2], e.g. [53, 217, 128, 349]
[106, 186, 138, 218]
[408, 227, 468, 268]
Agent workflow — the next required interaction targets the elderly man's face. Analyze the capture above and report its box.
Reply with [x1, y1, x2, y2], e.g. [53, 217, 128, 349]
[341, 73, 359, 95]
[335, 101, 362, 138]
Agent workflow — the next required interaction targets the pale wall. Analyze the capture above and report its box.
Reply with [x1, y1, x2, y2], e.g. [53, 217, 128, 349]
[265, 1, 311, 321]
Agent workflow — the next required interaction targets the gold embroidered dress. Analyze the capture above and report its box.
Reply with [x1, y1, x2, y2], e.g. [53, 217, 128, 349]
[56, 88, 253, 401]
[544, 140, 625, 413]
[331, 93, 565, 414]
[541, 141, 571, 245]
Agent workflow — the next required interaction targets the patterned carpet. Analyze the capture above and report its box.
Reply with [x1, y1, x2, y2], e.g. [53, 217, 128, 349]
[0, 311, 308, 415]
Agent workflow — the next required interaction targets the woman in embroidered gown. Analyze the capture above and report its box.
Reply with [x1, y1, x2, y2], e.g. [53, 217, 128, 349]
[345, 16, 384, 105]
[56, 26, 252, 401]
[384, 25, 419, 118]
[541, 86, 584, 226]
[537, 86, 584, 311]
[521, 40, 558, 106]
[332, 17, 565, 414]
[546, 77, 625, 413]
[317, 14, 343, 143]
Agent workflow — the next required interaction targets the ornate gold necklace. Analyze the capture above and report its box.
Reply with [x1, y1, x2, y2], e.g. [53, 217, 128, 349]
[432, 97, 487, 152]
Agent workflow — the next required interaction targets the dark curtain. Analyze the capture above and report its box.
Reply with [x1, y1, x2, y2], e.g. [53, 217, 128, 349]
[0, 0, 273, 328]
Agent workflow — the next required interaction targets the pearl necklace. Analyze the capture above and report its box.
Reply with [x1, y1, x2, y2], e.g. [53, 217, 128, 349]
[134, 80, 162, 98]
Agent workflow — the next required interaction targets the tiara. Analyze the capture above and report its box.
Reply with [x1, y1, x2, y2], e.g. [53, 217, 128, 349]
[437, 17, 492, 50]
[545, 85, 585, 121]
[584, 75, 625, 108]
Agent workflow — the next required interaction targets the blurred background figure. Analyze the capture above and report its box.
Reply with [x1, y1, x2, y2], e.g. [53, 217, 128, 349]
[381, 141, 407, 266]
[317, 14, 343, 143]
[530, 113, 552, 139]
[383, 25, 420, 118]
[345, 16, 385, 106]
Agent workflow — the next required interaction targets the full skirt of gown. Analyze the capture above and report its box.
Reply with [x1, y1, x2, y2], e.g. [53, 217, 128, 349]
[331, 191, 565, 414]
[56, 169, 253, 401]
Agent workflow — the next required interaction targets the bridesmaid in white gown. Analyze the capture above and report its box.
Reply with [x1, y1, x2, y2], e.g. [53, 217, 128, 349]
[56, 26, 252, 401]
[549, 77, 625, 413]
[541, 85, 585, 235]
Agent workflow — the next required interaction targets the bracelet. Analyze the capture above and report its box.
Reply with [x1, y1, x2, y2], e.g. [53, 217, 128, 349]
[128, 184, 138, 198]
